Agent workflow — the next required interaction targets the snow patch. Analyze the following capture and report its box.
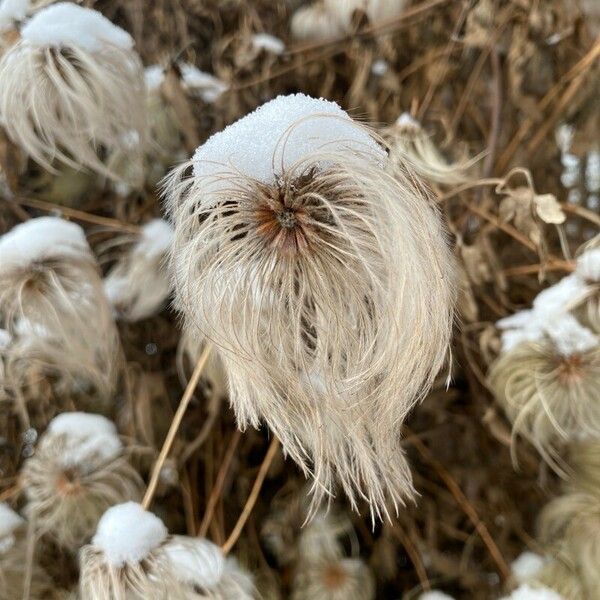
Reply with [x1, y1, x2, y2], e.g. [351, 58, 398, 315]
[0, 217, 90, 272]
[48, 412, 122, 466]
[419, 592, 455, 600]
[192, 94, 384, 186]
[0, 0, 28, 32]
[21, 3, 133, 52]
[0, 503, 25, 541]
[501, 584, 564, 600]
[179, 64, 228, 103]
[511, 551, 547, 583]
[251, 33, 285, 55]
[139, 219, 174, 257]
[576, 248, 600, 282]
[93, 502, 167, 566]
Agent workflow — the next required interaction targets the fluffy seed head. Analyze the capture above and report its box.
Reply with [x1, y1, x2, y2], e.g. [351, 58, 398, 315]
[103, 219, 174, 322]
[164, 94, 456, 520]
[489, 339, 600, 466]
[291, 557, 375, 600]
[21, 413, 143, 549]
[0, 2, 146, 181]
[0, 218, 121, 422]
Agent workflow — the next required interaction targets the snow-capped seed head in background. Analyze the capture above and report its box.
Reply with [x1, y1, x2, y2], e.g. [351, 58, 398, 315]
[164, 93, 456, 520]
[0, 2, 147, 181]
[291, 556, 375, 600]
[382, 112, 475, 185]
[103, 219, 174, 322]
[574, 242, 600, 333]
[489, 268, 600, 466]
[290, 0, 407, 41]
[79, 502, 179, 599]
[0, 217, 121, 422]
[20, 412, 143, 549]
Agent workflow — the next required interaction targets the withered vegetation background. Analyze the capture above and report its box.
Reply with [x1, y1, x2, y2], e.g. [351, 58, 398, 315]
[0, 1, 598, 598]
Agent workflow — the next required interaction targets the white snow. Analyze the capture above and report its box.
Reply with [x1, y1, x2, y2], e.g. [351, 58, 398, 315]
[179, 64, 228, 103]
[251, 33, 285, 55]
[0, 329, 11, 349]
[511, 551, 546, 583]
[93, 502, 168, 566]
[418, 592, 455, 600]
[395, 112, 420, 130]
[139, 219, 174, 257]
[192, 94, 384, 186]
[145, 65, 165, 91]
[164, 536, 224, 588]
[371, 58, 389, 76]
[501, 584, 564, 600]
[544, 314, 598, 356]
[48, 412, 122, 466]
[21, 3, 133, 53]
[0, 217, 90, 272]
[0, 0, 28, 32]
[586, 150, 600, 193]
[0, 503, 24, 540]
[576, 248, 600, 282]
[497, 272, 597, 355]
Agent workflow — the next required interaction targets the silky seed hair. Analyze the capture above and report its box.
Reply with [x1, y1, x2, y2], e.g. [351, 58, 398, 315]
[383, 113, 474, 186]
[489, 338, 600, 466]
[0, 218, 121, 423]
[21, 413, 143, 550]
[0, 2, 146, 181]
[164, 94, 456, 520]
[537, 491, 600, 599]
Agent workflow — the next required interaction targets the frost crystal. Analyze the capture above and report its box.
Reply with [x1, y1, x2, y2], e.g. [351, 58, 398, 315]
[0, 217, 90, 271]
[93, 502, 168, 566]
[21, 2, 133, 52]
[192, 93, 385, 186]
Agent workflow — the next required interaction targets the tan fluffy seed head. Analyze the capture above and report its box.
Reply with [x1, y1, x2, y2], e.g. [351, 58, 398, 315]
[489, 340, 600, 466]
[0, 4, 146, 181]
[164, 95, 456, 520]
[21, 419, 143, 549]
[0, 218, 121, 423]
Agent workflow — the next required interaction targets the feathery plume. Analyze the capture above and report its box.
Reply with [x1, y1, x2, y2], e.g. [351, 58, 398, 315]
[21, 412, 143, 549]
[383, 113, 474, 185]
[103, 219, 174, 322]
[0, 217, 121, 422]
[164, 93, 456, 519]
[291, 556, 375, 600]
[538, 489, 600, 599]
[0, 2, 146, 181]
[0, 503, 58, 600]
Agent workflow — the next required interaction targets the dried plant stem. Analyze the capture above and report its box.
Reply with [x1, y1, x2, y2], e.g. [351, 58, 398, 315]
[142, 343, 213, 510]
[501, 260, 575, 277]
[406, 429, 511, 580]
[197, 429, 242, 537]
[391, 524, 430, 591]
[221, 437, 279, 555]
[0, 481, 21, 502]
[13, 196, 141, 234]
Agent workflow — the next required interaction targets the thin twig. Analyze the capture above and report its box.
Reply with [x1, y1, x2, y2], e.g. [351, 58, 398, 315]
[12, 196, 141, 234]
[142, 343, 213, 510]
[221, 436, 279, 555]
[197, 429, 242, 537]
[406, 429, 511, 580]
[501, 260, 575, 277]
[391, 524, 431, 591]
